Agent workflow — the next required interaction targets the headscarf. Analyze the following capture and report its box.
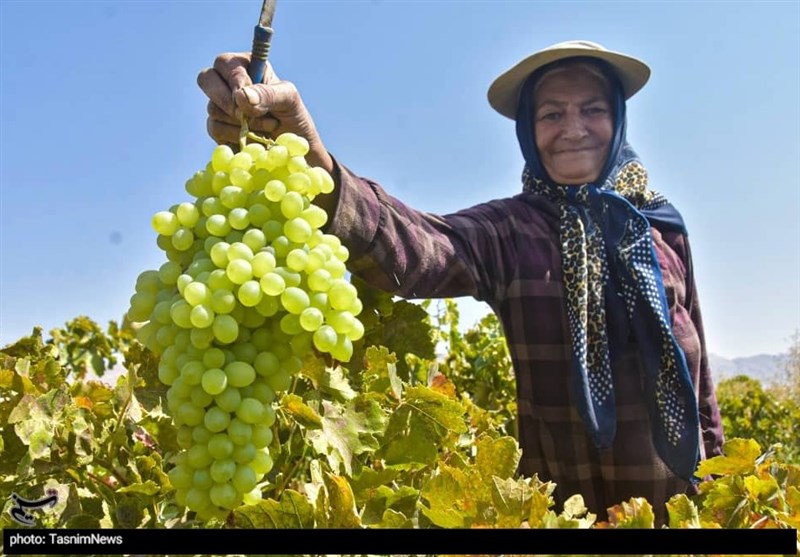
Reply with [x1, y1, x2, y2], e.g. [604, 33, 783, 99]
[516, 57, 700, 482]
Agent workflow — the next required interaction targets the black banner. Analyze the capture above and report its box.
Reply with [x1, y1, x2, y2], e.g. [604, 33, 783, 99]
[3, 527, 797, 555]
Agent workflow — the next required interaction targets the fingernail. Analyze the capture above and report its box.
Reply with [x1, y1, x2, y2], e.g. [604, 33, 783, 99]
[243, 87, 259, 105]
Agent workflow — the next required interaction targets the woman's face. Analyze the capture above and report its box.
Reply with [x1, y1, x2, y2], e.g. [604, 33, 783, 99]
[533, 65, 614, 185]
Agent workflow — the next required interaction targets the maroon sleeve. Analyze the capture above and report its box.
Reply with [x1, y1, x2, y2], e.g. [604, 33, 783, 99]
[674, 234, 725, 459]
[324, 157, 518, 302]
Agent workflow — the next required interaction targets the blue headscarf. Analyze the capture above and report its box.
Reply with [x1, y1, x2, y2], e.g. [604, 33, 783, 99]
[516, 58, 700, 482]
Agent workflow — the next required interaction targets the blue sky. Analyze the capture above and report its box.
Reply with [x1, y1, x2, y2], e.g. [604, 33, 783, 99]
[1, 0, 798, 359]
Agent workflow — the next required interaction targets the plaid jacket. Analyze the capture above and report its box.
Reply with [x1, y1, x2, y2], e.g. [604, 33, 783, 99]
[327, 160, 725, 521]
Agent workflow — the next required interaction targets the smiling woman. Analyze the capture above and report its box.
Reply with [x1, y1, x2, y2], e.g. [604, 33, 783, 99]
[198, 38, 726, 524]
[532, 62, 614, 185]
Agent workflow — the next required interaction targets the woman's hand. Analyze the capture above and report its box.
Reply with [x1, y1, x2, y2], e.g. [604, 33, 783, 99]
[197, 53, 333, 173]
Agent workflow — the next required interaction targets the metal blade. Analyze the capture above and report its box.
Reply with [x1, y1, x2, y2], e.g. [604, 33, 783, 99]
[258, 0, 277, 28]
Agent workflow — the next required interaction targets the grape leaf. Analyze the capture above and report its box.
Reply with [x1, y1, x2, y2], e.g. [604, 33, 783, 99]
[322, 472, 361, 528]
[419, 464, 470, 527]
[300, 357, 356, 401]
[491, 476, 533, 527]
[233, 489, 315, 528]
[371, 508, 414, 528]
[695, 437, 762, 478]
[307, 399, 380, 475]
[666, 493, 701, 528]
[282, 393, 323, 428]
[605, 497, 655, 528]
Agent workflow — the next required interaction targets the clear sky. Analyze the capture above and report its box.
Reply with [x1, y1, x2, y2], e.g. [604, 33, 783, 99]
[1, 0, 798, 359]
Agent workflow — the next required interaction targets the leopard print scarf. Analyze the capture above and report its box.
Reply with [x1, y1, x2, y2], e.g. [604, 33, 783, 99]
[522, 150, 700, 482]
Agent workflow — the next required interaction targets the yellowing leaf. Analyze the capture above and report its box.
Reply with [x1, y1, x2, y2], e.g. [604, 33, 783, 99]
[323, 472, 361, 528]
[696, 438, 761, 478]
[282, 393, 323, 428]
[606, 497, 655, 528]
[233, 490, 315, 528]
[666, 493, 701, 528]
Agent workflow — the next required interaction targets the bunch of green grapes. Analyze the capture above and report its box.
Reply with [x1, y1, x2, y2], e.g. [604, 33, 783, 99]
[126, 133, 364, 521]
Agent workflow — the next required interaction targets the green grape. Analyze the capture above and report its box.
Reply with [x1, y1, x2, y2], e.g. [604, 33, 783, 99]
[136, 269, 161, 293]
[190, 304, 215, 328]
[226, 259, 253, 285]
[266, 144, 289, 168]
[232, 342, 258, 364]
[326, 310, 355, 334]
[187, 444, 213, 469]
[229, 168, 252, 190]
[331, 335, 354, 362]
[177, 426, 194, 450]
[191, 385, 214, 408]
[254, 351, 280, 377]
[280, 287, 310, 314]
[349, 318, 365, 341]
[184, 282, 211, 307]
[185, 487, 212, 512]
[152, 211, 180, 236]
[180, 361, 205, 385]
[274, 267, 301, 288]
[308, 269, 332, 292]
[232, 442, 257, 464]
[127, 292, 156, 322]
[285, 249, 307, 272]
[158, 261, 182, 285]
[299, 307, 324, 331]
[228, 207, 250, 230]
[209, 289, 235, 316]
[305, 249, 326, 273]
[255, 295, 280, 318]
[237, 280, 262, 307]
[193, 468, 213, 490]
[227, 419, 253, 445]
[226, 230, 245, 244]
[225, 361, 256, 388]
[251, 423, 274, 449]
[334, 244, 350, 262]
[329, 280, 357, 310]
[243, 143, 266, 159]
[262, 220, 283, 242]
[301, 206, 328, 230]
[286, 172, 311, 194]
[324, 257, 347, 279]
[259, 272, 285, 296]
[280, 191, 304, 219]
[201, 368, 227, 395]
[242, 307, 267, 329]
[211, 145, 234, 172]
[187, 258, 215, 277]
[265, 369, 292, 393]
[264, 179, 287, 202]
[176, 273, 193, 295]
[242, 229, 267, 252]
[212, 171, 231, 195]
[206, 214, 231, 237]
[168, 465, 194, 489]
[210, 483, 240, 510]
[177, 202, 200, 227]
[271, 235, 293, 258]
[281, 356, 303, 376]
[287, 156, 308, 174]
[313, 325, 337, 353]
[284, 217, 312, 243]
[250, 449, 274, 476]
[230, 151, 253, 171]
[279, 314, 303, 336]
[192, 425, 212, 444]
[247, 205, 271, 229]
[202, 196, 226, 217]
[251, 251, 276, 277]
[228, 242, 254, 262]
[209, 242, 230, 268]
[208, 434, 235, 459]
[204, 406, 231, 433]
[208, 269, 235, 291]
[213, 314, 239, 344]
[210, 459, 237, 483]
[243, 487, 263, 506]
[214, 387, 242, 413]
[232, 465, 258, 494]
[276, 132, 310, 156]
[236, 398, 265, 424]
[220, 185, 246, 209]
[158, 361, 179, 385]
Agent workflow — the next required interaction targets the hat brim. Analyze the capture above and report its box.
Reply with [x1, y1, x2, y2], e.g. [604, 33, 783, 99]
[487, 46, 651, 120]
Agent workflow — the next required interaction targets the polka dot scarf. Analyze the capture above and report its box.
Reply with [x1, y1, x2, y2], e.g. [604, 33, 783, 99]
[515, 59, 700, 481]
[521, 152, 700, 482]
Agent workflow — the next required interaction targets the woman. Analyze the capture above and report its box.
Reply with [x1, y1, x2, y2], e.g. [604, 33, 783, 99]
[198, 40, 724, 522]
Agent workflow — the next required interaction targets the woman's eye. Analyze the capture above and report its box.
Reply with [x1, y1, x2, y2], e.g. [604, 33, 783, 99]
[540, 112, 561, 121]
[584, 106, 607, 116]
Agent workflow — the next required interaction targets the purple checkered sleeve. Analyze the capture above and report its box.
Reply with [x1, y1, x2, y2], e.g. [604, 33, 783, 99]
[326, 157, 724, 522]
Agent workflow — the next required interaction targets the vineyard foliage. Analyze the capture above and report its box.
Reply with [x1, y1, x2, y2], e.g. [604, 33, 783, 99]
[0, 289, 798, 553]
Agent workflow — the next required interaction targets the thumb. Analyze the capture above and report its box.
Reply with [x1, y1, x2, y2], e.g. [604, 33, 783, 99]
[234, 80, 299, 118]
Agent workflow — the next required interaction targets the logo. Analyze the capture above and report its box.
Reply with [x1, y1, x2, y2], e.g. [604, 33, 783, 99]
[8, 489, 59, 526]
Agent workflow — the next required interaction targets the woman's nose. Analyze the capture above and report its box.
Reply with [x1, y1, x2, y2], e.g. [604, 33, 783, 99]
[560, 112, 589, 140]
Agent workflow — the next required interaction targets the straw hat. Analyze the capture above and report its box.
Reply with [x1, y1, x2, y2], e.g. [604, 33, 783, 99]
[487, 40, 651, 120]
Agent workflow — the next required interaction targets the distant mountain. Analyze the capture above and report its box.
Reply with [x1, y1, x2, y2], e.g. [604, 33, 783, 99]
[709, 353, 788, 385]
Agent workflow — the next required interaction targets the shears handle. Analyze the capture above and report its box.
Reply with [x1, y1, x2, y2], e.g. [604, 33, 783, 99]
[248, 24, 273, 84]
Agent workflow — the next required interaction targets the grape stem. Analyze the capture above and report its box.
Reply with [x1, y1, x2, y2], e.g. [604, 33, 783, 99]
[239, 118, 275, 150]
